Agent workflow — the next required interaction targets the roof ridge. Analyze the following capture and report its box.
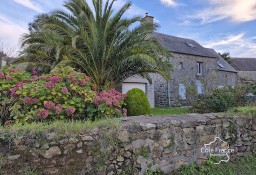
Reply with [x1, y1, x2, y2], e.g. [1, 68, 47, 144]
[231, 57, 256, 59]
[153, 32, 196, 42]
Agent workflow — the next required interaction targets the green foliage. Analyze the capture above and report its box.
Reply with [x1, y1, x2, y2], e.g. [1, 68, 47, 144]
[0, 67, 31, 125]
[219, 52, 231, 63]
[124, 88, 151, 116]
[177, 154, 256, 175]
[227, 106, 256, 117]
[0, 66, 125, 125]
[23, 167, 38, 175]
[192, 87, 247, 113]
[134, 147, 150, 158]
[151, 107, 190, 115]
[0, 119, 120, 140]
[10, 66, 96, 123]
[20, 0, 172, 88]
[145, 169, 163, 175]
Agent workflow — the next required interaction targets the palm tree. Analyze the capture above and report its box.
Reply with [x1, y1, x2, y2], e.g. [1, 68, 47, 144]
[21, 0, 172, 88]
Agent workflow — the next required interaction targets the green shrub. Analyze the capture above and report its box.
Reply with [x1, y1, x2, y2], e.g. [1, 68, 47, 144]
[124, 88, 151, 116]
[0, 67, 31, 125]
[192, 87, 246, 113]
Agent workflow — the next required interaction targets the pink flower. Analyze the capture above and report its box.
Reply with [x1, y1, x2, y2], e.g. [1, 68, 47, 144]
[16, 82, 24, 87]
[38, 76, 44, 80]
[45, 82, 54, 89]
[0, 72, 4, 78]
[55, 104, 62, 114]
[32, 69, 38, 75]
[7, 68, 20, 73]
[61, 87, 69, 94]
[93, 96, 101, 106]
[68, 73, 75, 78]
[10, 87, 18, 96]
[93, 85, 97, 90]
[51, 76, 60, 83]
[32, 98, 39, 103]
[24, 97, 32, 104]
[79, 80, 86, 86]
[113, 99, 120, 106]
[83, 74, 91, 81]
[66, 106, 76, 116]
[44, 101, 56, 110]
[106, 99, 112, 105]
[6, 76, 13, 81]
[32, 76, 38, 80]
[4, 120, 12, 126]
[38, 110, 49, 119]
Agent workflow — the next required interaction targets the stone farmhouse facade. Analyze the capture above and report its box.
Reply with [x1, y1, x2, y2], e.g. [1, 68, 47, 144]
[230, 58, 256, 82]
[122, 15, 239, 107]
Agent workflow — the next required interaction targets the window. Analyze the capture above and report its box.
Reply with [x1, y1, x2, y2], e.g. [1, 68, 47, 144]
[186, 42, 196, 48]
[218, 63, 225, 68]
[178, 84, 186, 99]
[177, 62, 183, 70]
[197, 62, 203, 75]
[195, 80, 203, 94]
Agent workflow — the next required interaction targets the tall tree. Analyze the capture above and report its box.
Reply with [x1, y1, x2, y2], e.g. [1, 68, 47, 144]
[219, 52, 231, 63]
[21, 0, 172, 88]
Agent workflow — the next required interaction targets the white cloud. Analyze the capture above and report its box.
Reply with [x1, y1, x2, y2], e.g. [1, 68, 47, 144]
[0, 15, 28, 55]
[190, 0, 256, 24]
[13, 0, 44, 13]
[204, 33, 245, 48]
[160, 0, 178, 7]
[111, 0, 146, 17]
[203, 33, 256, 57]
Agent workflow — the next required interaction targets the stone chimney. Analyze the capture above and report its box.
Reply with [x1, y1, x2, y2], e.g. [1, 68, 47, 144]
[142, 13, 154, 25]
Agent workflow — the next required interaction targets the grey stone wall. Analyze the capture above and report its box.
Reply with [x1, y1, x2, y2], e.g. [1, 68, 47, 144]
[150, 73, 168, 107]
[216, 70, 239, 88]
[152, 53, 238, 107]
[1, 114, 255, 174]
[238, 71, 256, 81]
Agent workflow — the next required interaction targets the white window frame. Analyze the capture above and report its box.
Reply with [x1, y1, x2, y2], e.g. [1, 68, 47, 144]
[197, 62, 203, 75]
[195, 80, 203, 95]
[177, 62, 183, 70]
[178, 84, 186, 100]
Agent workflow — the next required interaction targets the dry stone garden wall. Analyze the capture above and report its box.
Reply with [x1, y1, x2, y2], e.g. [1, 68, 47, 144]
[0, 113, 256, 175]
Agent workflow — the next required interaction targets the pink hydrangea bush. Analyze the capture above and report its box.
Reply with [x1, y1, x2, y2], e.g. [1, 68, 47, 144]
[11, 66, 96, 123]
[9, 66, 126, 123]
[1, 66, 126, 124]
[93, 89, 126, 119]
[0, 67, 31, 125]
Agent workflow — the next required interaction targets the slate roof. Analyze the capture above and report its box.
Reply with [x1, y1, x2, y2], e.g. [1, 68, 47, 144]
[206, 49, 238, 73]
[230, 58, 256, 71]
[151, 32, 217, 58]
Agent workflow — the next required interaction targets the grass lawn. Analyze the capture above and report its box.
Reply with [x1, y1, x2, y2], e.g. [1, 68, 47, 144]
[151, 107, 190, 115]
[227, 106, 256, 116]
[0, 118, 120, 134]
[176, 154, 256, 175]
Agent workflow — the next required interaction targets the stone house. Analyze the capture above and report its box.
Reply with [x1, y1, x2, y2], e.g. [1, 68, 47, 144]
[0, 52, 7, 68]
[230, 58, 256, 82]
[0, 51, 14, 68]
[122, 15, 238, 107]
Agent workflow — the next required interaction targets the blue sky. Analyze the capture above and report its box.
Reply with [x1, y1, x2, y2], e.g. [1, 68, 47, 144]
[0, 0, 256, 57]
